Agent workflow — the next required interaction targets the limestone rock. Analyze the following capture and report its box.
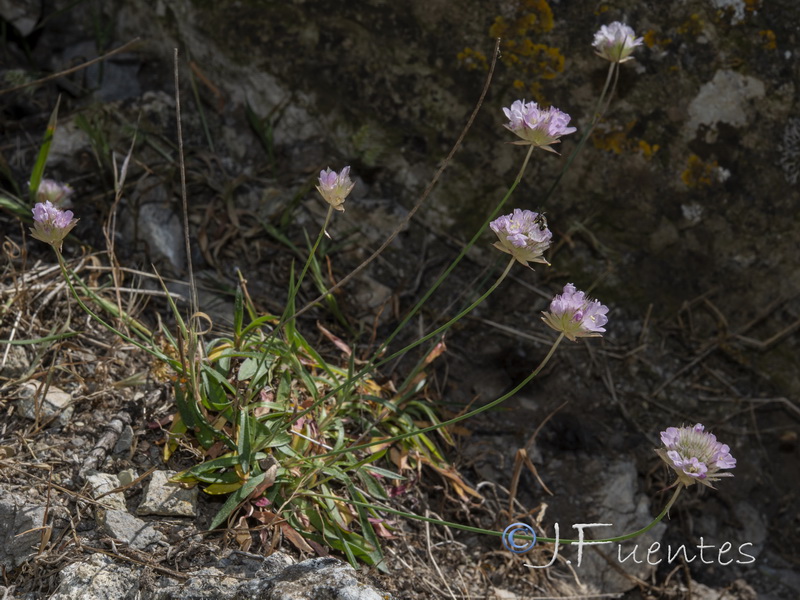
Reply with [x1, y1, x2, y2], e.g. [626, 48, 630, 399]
[86, 473, 127, 511]
[137, 470, 198, 517]
[96, 509, 165, 550]
[16, 381, 74, 427]
[0, 492, 63, 569]
[49, 553, 138, 600]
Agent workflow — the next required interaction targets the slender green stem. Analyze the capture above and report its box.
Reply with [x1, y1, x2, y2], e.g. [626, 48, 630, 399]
[538, 484, 683, 544]
[267, 206, 333, 350]
[593, 62, 618, 124]
[365, 145, 535, 366]
[306, 483, 683, 545]
[284, 39, 503, 329]
[291, 206, 334, 305]
[541, 62, 617, 203]
[1, 332, 79, 345]
[313, 331, 565, 460]
[54, 249, 173, 366]
[267, 148, 536, 437]
[256, 60, 620, 440]
[379, 256, 516, 369]
[328, 256, 517, 437]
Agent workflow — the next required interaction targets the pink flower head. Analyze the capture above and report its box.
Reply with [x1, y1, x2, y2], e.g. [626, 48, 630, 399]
[592, 22, 644, 63]
[30, 201, 78, 251]
[489, 209, 552, 267]
[656, 423, 736, 488]
[36, 179, 74, 206]
[503, 100, 577, 152]
[541, 283, 608, 341]
[316, 166, 355, 211]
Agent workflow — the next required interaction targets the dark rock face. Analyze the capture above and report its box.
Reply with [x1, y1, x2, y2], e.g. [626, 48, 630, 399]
[89, 0, 798, 394]
[3, 1, 798, 598]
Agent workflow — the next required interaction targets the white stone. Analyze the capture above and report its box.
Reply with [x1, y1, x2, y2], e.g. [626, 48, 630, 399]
[685, 70, 765, 139]
[86, 473, 127, 511]
[16, 381, 74, 427]
[137, 470, 198, 517]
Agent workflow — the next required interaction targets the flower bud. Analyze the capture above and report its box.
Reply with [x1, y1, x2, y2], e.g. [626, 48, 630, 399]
[316, 166, 355, 212]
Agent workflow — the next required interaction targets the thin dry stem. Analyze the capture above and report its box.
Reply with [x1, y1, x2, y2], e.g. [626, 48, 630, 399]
[173, 49, 199, 318]
[291, 38, 503, 323]
[0, 38, 142, 96]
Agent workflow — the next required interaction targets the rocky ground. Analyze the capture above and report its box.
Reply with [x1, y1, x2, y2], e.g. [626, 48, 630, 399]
[1, 1, 799, 599]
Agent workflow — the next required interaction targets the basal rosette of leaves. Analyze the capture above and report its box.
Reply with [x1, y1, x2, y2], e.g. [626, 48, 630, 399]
[164, 283, 458, 570]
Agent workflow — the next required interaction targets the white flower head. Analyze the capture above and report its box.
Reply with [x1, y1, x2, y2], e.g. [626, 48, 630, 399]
[593, 22, 644, 63]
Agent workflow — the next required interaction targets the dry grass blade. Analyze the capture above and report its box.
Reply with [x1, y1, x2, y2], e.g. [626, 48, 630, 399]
[173, 48, 200, 320]
[290, 38, 504, 324]
[424, 511, 458, 600]
[0, 38, 142, 96]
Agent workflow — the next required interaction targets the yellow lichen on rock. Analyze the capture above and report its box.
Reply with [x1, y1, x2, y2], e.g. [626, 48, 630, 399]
[592, 121, 660, 160]
[460, 1, 562, 101]
[758, 30, 777, 51]
[681, 154, 720, 188]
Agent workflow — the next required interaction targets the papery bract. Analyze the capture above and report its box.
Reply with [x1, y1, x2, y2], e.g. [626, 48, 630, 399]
[30, 200, 78, 251]
[541, 283, 608, 341]
[316, 166, 355, 212]
[593, 22, 643, 63]
[489, 208, 552, 267]
[656, 423, 736, 488]
[503, 100, 576, 152]
[36, 179, 74, 206]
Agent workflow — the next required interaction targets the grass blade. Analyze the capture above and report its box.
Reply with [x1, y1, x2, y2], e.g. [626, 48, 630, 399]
[209, 471, 267, 530]
[28, 97, 61, 204]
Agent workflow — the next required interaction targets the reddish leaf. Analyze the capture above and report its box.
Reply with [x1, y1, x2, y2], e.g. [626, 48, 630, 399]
[280, 522, 313, 553]
[423, 340, 447, 365]
[316, 321, 352, 357]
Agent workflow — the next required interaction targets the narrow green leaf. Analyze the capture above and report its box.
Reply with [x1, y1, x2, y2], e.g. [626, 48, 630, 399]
[250, 414, 292, 451]
[172, 453, 267, 482]
[237, 355, 273, 384]
[285, 352, 318, 401]
[347, 483, 385, 570]
[173, 383, 235, 451]
[209, 471, 267, 530]
[175, 469, 241, 486]
[363, 467, 403, 481]
[0, 332, 79, 345]
[261, 220, 300, 252]
[233, 285, 244, 340]
[275, 370, 292, 405]
[200, 363, 238, 396]
[283, 263, 297, 343]
[291, 329, 339, 381]
[340, 535, 359, 568]
[357, 469, 389, 501]
[201, 369, 232, 411]
[29, 97, 60, 204]
[0, 195, 28, 218]
[237, 406, 252, 474]
[245, 102, 275, 173]
[239, 314, 280, 340]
